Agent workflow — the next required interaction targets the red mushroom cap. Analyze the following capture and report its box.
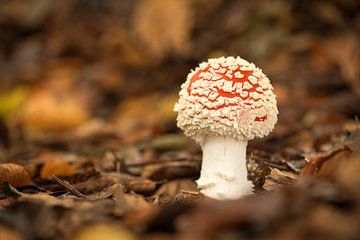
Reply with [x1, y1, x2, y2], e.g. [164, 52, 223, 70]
[174, 56, 278, 143]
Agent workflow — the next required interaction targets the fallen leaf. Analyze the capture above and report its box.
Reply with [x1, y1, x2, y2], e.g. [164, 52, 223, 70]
[138, 134, 193, 151]
[141, 160, 200, 181]
[70, 224, 137, 240]
[21, 85, 89, 131]
[19, 193, 75, 208]
[40, 158, 76, 179]
[132, 0, 193, 61]
[0, 225, 23, 240]
[112, 93, 178, 143]
[172, 190, 204, 204]
[300, 147, 351, 178]
[108, 184, 153, 217]
[263, 168, 298, 191]
[176, 193, 285, 236]
[153, 179, 197, 204]
[112, 184, 151, 208]
[0, 163, 31, 188]
[0, 86, 28, 117]
[324, 34, 360, 95]
[305, 205, 359, 239]
[127, 178, 157, 195]
[336, 151, 360, 198]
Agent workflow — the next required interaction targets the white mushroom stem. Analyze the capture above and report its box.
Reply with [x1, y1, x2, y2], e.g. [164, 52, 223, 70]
[196, 136, 254, 200]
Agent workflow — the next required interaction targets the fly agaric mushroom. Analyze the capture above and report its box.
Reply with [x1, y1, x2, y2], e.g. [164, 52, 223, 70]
[174, 56, 278, 200]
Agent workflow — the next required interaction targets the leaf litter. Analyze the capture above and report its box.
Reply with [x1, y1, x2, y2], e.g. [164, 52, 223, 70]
[0, 0, 360, 239]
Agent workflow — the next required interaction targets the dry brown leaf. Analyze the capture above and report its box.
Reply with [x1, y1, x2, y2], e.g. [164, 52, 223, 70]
[263, 168, 298, 191]
[132, 0, 192, 60]
[300, 147, 352, 178]
[111, 184, 152, 211]
[172, 190, 204, 204]
[20, 193, 75, 208]
[98, 27, 150, 67]
[112, 93, 178, 142]
[127, 178, 157, 195]
[71, 172, 123, 195]
[0, 163, 31, 188]
[305, 205, 359, 239]
[323, 34, 360, 94]
[141, 160, 200, 181]
[176, 193, 285, 236]
[336, 152, 360, 198]
[153, 179, 197, 204]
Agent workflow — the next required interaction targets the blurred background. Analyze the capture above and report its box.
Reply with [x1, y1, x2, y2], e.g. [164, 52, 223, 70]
[0, 0, 359, 151]
[1, 1, 360, 239]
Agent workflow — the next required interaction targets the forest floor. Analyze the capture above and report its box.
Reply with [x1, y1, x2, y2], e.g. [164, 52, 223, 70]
[0, 1, 360, 239]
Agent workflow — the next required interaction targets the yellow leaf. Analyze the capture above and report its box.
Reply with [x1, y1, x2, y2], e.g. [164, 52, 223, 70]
[0, 86, 28, 117]
[71, 224, 136, 240]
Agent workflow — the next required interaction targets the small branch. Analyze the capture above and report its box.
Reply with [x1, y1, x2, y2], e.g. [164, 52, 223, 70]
[52, 175, 87, 199]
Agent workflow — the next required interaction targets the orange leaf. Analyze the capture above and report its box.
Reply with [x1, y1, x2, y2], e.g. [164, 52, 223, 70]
[21, 84, 89, 132]
[40, 158, 77, 179]
[0, 225, 23, 240]
[0, 163, 31, 187]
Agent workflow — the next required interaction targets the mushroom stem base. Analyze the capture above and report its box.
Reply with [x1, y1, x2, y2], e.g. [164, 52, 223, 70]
[197, 136, 253, 200]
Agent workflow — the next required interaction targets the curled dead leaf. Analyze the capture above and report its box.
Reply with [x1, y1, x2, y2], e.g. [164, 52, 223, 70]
[263, 168, 298, 191]
[300, 147, 352, 178]
[153, 179, 197, 204]
[0, 163, 31, 188]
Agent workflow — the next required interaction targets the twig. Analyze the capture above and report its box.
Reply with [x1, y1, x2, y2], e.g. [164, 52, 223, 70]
[180, 190, 201, 195]
[52, 175, 87, 199]
[126, 159, 199, 168]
